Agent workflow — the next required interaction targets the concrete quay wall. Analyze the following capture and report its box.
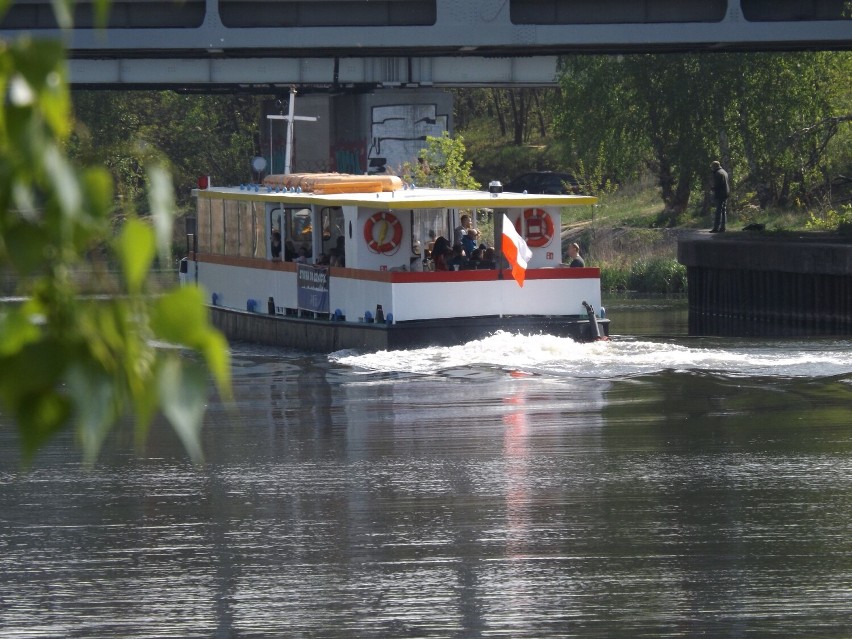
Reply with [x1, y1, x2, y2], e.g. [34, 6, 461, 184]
[678, 233, 852, 337]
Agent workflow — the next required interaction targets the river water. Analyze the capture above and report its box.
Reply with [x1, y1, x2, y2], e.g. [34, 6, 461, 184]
[1, 298, 851, 638]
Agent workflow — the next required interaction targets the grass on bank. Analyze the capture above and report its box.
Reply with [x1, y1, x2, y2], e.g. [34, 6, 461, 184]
[560, 190, 852, 293]
[462, 122, 852, 294]
[557, 179, 690, 294]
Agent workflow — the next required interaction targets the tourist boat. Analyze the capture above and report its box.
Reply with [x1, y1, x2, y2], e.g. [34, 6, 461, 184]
[182, 172, 609, 352]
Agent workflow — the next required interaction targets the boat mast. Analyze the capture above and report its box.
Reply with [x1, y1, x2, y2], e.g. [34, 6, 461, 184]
[266, 87, 318, 175]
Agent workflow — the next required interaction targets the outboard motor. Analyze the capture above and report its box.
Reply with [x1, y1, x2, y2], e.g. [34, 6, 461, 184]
[582, 300, 609, 341]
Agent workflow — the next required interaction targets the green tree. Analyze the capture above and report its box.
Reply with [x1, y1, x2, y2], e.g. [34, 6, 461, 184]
[731, 52, 852, 208]
[0, 12, 231, 465]
[405, 131, 480, 190]
[554, 51, 852, 220]
[556, 54, 715, 224]
[554, 56, 652, 196]
[71, 91, 268, 208]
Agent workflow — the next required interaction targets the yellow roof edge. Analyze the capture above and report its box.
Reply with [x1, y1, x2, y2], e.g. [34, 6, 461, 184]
[194, 187, 598, 209]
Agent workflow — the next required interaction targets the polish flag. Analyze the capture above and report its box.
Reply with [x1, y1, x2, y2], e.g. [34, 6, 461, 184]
[501, 213, 533, 287]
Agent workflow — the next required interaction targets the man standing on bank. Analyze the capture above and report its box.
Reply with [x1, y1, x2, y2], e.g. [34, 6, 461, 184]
[710, 160, 730, 233]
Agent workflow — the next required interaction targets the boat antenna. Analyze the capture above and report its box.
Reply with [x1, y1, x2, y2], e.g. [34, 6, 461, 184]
[266, 87, 318, 174]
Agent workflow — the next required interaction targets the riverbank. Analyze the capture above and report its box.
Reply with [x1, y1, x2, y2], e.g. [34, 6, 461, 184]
[561, 223, 687, 294]
[679, 230, 852, 337]
[0, 269, 177, 297]
[556, 181, 851, 294]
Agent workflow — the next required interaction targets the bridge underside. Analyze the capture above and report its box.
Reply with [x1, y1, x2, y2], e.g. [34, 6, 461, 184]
[2, 0, 850, 87]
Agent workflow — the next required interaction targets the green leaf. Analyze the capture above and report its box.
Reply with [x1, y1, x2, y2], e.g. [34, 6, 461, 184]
[65, 360, 118, 466]
[42, 143, 82, 220]
[129, 356, 160, 452]
[116, 217, 155, 294]
[0, 338, 72, 462]
[157, 356, 207, 464]
[0, 308, 42, 357]
[150, 285, 209, 345]
[92, 0, 111, 29]
[151, 286, 232, 400]
[3, 222, 49, 275]
[15, 391, 72, 463]
[50, 0, 73, 30]
[80, 166, 114, 222]
[0, 5, 233, 467]
[10, 39, 70, 139]
[0, 338, 68, 403]
[146, 164, 175, 263]
[197, 328, 232, 403]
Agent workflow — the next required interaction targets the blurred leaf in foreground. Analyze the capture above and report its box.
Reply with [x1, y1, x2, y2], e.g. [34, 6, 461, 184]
[0, 22, 231, 466]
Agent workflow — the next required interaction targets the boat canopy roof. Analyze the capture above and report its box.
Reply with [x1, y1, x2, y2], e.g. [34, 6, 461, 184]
[195, 174, 597, 210]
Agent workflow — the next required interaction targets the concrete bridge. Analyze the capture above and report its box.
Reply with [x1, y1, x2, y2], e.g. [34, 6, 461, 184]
[2, 0, 851, 88]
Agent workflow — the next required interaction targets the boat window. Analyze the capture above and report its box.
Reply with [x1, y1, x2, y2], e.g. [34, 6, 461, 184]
[284, 207, 313, 260]
[475, 208, 495, 248]
[413, 208, 450, 254]
[269, 206, 284, 260]
[320, 207, 345, 259]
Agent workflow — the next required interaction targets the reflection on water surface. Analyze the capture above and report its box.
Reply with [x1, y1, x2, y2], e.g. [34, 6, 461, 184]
[2, 308, 852, 637]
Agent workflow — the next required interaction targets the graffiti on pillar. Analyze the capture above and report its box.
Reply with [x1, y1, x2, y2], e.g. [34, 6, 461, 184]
[332, 143, 366, 174]
[367, 104, 448, 175]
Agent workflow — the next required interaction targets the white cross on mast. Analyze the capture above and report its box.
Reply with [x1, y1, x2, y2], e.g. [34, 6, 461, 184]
[267, 86, 318, 175]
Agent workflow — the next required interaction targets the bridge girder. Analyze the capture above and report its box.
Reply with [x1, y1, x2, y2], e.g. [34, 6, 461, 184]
[2, 0, 850, 88]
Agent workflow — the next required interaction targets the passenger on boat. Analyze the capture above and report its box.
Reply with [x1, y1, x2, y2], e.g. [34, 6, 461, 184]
[271, 230, 282, 259]
[432, 236, 452, 271]
[461, 228, 479, 256]
[567, 242, 585, 267]
[454, 214, 479, 245]
[294, 247, 309, 263]
[284, 240, 297, 262]
[447, 243, 469, 271]
[478, 247, 496, 269]
[328, 248, 344, 267]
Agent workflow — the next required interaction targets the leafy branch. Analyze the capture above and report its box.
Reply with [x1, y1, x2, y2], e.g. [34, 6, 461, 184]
[0, 19, 231, 465]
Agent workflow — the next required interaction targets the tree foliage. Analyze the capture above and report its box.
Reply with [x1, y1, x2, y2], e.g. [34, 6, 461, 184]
[0, 18, 231, 465]
[71, 91, 268, 209]
[554, 52, 852, 222]
[452, 88, 553, 144]
[404, 131, 480, 190]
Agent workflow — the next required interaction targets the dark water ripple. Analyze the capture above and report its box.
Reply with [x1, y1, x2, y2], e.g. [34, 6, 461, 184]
[2, 334, 852, 637]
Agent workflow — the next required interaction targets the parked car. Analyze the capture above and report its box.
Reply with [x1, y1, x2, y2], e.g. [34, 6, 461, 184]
[504, 171, 580, 195]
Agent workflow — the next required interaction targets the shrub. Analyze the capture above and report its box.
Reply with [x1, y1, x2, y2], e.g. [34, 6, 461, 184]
[805, 204, 852, 232]
[627, 257, 687, 294]
[600, 265, 629, 292]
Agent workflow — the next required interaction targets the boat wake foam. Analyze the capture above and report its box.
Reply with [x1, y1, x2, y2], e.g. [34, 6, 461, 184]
[330, 332, 852, 380]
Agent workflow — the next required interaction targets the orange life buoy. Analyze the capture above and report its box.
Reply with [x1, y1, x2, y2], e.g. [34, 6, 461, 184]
[514, 208, 554, 248]
[363, 211, 403, 254]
